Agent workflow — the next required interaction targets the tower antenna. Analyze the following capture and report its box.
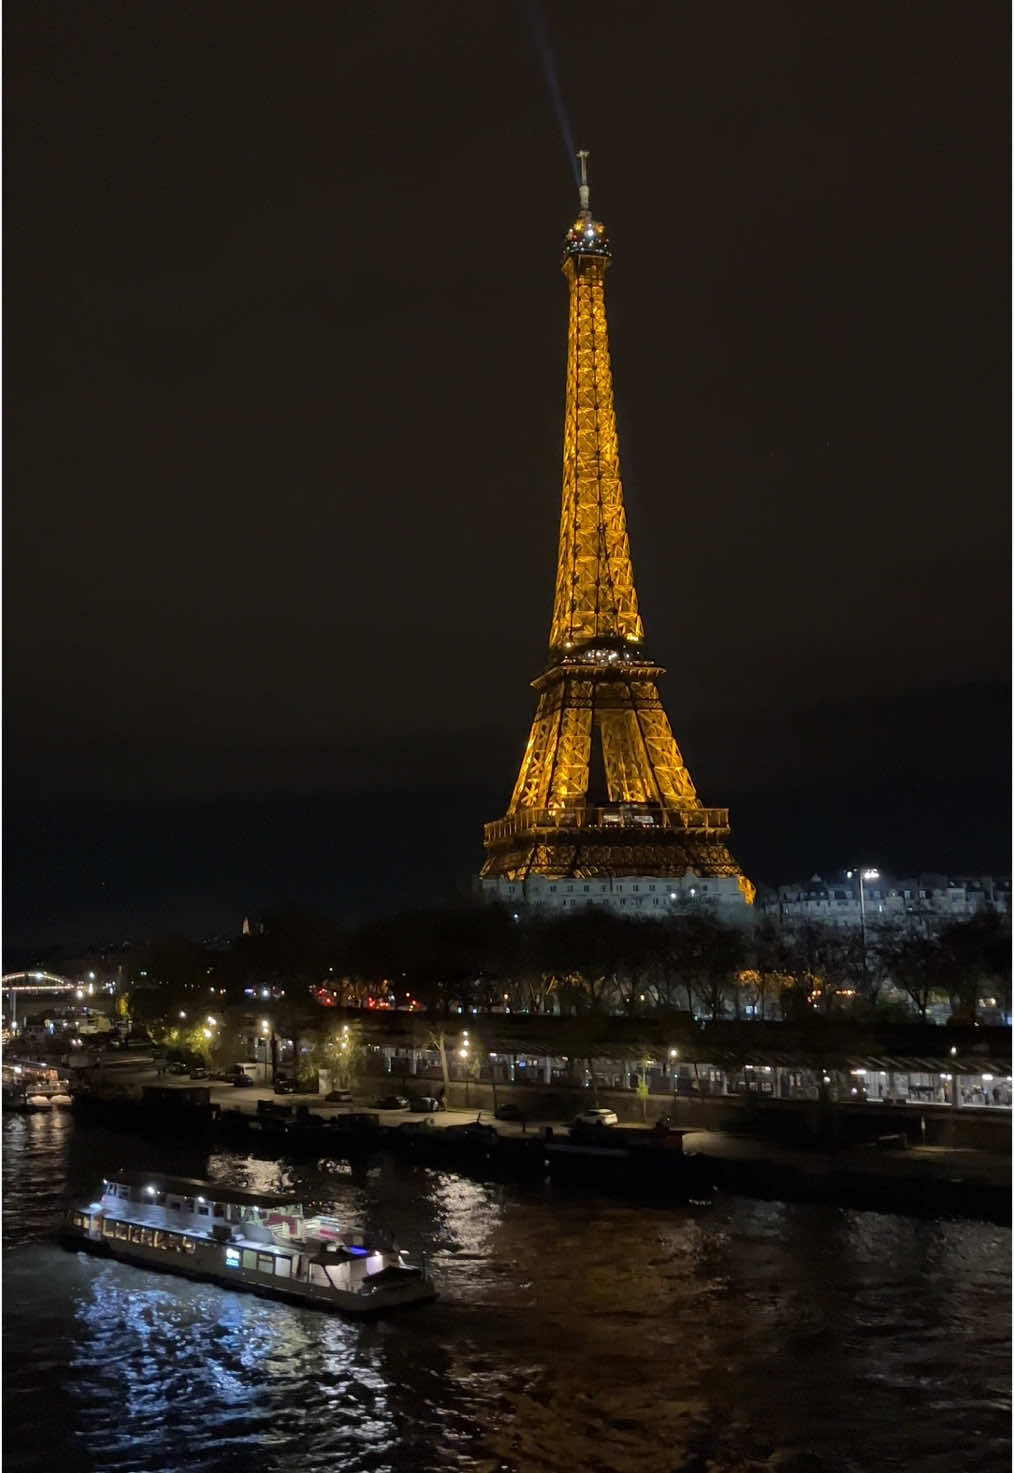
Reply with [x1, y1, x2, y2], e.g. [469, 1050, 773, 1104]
[577, 149, 590, 216]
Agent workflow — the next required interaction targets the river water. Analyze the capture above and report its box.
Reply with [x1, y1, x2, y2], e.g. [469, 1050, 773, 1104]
[2, 1111, 1010, 1473]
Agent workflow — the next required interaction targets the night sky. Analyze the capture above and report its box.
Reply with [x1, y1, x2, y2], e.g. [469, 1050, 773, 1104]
[5, 1, 1010, 950]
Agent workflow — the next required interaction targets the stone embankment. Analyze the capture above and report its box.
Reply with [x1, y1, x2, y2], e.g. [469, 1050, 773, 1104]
[70, 1071, 1012, 1226]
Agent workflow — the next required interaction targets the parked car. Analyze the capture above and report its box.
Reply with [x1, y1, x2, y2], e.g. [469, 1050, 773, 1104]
[324, 1088, 353, 1104]
[167, 1062, 188, 1076]
[408, 1095, 439, 1113]
[493, 1103, 525, 1122]
[273, 1077, 296, 1095]
[188, 1066, 208, 1080]
[574, 1107, 618, 1127]
[231, 1073, 254, 1087]
[374, 1095, 409, 1110]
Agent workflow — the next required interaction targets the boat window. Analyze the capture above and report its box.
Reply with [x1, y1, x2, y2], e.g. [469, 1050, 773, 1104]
[225, 1248, 241, 1268]
[168, 1200, 181, 1211]
[213, 1203, 225, 1218]
[140, 1228, 155, 1246]
[128, 1225, 143, 1244]
[274, 1256, 291, 1278]
[115, 1222, 130, 1240]
[102, 1218, 116, 1236]
[242, 1250, 259, 1271]
[182, 1238, 196, 1255]
[257, 1254, 274, 1275]
[197, 1206, 209, 1216]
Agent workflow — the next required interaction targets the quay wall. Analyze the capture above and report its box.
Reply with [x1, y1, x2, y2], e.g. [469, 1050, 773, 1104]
[433, 1078, 1012, 1152]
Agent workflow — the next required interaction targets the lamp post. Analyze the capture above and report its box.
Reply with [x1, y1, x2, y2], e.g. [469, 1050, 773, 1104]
[846, 868, 880, 954]
[459, 1038, 470, 1107]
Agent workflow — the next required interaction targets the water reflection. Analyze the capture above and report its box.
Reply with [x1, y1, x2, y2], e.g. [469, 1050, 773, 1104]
[2, 1117, 1010, 1473]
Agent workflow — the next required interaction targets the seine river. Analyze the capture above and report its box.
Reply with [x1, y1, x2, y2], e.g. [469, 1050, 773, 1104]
[3, 1111, 1010, 1473]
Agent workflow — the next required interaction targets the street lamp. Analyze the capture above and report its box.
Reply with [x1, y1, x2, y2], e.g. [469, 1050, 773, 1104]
[846, 868, 880, 953]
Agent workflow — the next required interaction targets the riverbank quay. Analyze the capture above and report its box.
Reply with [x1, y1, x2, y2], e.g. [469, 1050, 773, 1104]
[681, 1129, 1011, 1223]
[69, 1073, 1011, 1225]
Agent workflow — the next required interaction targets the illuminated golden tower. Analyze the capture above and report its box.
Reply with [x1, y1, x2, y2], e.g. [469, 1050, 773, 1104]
[482, 154, 754, 908]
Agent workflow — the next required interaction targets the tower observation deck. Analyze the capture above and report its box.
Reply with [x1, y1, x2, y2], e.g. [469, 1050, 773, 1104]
[481, 155, 754, 913]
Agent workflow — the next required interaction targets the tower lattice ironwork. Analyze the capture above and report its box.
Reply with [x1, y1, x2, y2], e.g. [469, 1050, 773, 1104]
[482, 156, 754, 902]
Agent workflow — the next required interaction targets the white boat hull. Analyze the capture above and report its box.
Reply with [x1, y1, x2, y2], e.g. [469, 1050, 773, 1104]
[61, 1225, 436, 1315]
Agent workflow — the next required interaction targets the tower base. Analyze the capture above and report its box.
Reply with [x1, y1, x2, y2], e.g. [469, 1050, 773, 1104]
[481, 871, 752, 919]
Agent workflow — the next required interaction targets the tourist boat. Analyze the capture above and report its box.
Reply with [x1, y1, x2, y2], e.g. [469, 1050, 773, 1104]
[61, 1170, 436, 1314]
[2, 1060, 73, 1112]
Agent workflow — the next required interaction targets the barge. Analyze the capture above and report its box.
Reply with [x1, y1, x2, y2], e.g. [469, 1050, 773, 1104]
[61, 1170, 436, 1314]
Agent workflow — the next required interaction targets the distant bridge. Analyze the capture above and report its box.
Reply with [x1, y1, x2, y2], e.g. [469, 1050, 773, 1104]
[2, 972, 81, 1029]
[2, 972, 79, 993]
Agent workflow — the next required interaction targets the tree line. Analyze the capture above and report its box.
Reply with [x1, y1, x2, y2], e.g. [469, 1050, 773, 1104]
[119, 899, 1011, 1030]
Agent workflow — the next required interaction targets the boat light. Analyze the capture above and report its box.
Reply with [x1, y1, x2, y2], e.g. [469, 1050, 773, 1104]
[197, 1195, 205, 1203]
[146, 1186, 156, 1195]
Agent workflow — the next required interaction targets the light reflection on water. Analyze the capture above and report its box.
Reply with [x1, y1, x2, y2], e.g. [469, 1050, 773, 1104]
[2, 1112, 1010, 1473]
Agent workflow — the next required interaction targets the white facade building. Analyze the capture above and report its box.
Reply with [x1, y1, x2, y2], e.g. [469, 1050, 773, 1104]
[758, 872, 1010, 933]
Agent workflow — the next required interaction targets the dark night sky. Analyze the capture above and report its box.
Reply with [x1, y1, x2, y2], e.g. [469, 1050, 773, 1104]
[5, 1, 1010, 951]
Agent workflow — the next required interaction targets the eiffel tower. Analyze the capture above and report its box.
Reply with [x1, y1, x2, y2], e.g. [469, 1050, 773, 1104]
[482, 155, 754, 911]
